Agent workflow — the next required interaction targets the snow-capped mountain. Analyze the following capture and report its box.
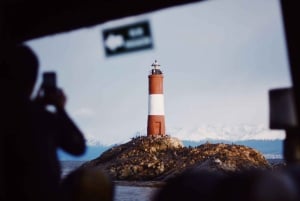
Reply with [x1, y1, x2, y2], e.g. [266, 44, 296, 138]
[84, 124, 285, 146]
[166, 124, 285, 142]
[85, 135, 106, 146]
[58, 124, 284, 161]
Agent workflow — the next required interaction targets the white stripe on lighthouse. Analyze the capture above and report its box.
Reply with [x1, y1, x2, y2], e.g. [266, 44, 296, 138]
[148, 94, 165, 115]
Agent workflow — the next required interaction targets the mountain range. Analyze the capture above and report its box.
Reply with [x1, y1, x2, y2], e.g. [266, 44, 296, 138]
[58, 124, 285, 160]
[58, 139, 283, 161]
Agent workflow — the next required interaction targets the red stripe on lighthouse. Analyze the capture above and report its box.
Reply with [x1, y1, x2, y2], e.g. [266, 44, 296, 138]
[149, 74, 163, 94]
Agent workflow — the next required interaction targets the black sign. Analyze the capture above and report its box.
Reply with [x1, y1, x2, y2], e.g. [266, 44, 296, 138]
[102, 21, 153, 57]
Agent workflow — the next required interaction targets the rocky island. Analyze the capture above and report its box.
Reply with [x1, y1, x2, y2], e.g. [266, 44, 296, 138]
[81, 135, 272, 182]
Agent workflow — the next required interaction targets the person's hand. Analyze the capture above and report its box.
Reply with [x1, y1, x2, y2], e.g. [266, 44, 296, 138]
[35, 87, 67, 109]
[48, 88, 66, 109]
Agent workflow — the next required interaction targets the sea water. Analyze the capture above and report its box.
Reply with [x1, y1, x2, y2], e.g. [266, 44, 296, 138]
[115, 186, 158, 201]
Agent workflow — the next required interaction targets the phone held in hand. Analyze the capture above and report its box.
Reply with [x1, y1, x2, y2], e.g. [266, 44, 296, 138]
[42, 72, 57, 94]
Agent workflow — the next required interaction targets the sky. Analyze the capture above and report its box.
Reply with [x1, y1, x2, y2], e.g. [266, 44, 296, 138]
[27, 0, 291, 145]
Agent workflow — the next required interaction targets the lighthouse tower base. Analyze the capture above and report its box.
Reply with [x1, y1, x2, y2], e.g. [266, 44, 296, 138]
[147, 115, 165, 136]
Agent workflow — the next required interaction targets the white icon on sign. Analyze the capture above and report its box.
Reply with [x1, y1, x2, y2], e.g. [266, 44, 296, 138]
[105, 34, 125, 51]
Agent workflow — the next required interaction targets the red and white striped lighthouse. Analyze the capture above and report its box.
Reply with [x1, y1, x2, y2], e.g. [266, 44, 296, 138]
[147, 60, 166, 136]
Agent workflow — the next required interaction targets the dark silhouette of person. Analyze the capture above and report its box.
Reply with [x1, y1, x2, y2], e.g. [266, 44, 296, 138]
[2, 44, 86, 201]
[154, 167, 299, 201]
[213, 169, 299, 201]
[213, 170, 264, 201]
[60, 167, 115, 201]
[153, 169, 226, 201]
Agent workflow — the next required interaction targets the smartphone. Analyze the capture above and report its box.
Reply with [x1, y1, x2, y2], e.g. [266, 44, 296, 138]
[42, 72, 57, 90]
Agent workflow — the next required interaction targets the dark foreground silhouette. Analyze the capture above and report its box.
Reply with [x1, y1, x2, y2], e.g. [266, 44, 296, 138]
[2, 45, 87, 201]
[153, 167, 300, 201]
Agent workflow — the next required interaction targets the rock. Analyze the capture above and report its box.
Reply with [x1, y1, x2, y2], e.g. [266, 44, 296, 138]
[81, 136, 270, 181]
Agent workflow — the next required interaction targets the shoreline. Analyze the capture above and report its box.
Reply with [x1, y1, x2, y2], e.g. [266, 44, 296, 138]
[60, 158, 286, 183]
[114, 180, 165, 188]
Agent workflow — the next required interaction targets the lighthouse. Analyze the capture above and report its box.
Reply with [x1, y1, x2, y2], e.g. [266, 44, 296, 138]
[147, 60, 166, 136]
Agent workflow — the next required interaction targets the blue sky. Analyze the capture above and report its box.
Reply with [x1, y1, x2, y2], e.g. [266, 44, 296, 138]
[27, 0, 290, 145]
